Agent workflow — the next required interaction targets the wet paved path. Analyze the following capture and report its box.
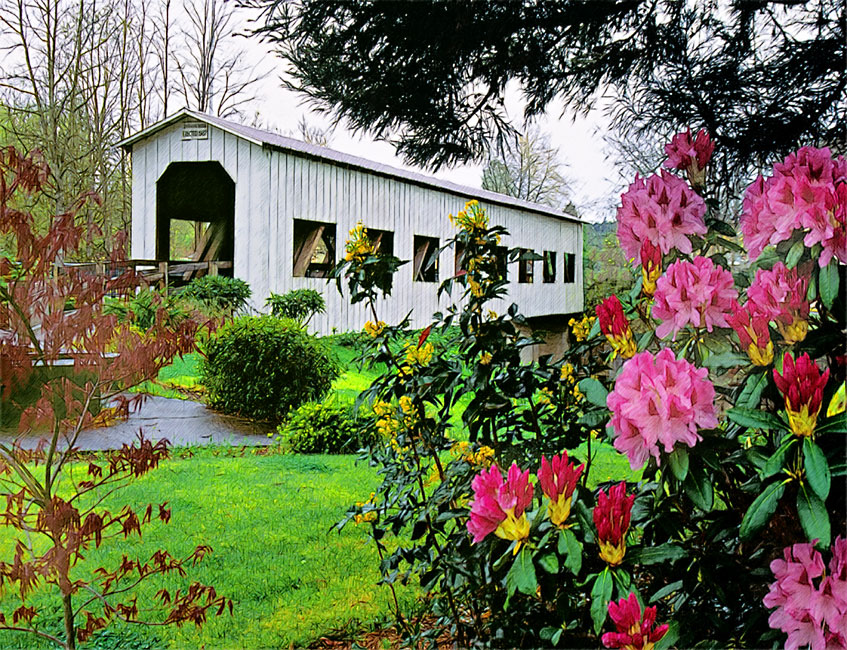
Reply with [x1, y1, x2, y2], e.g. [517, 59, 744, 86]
[0, 396, 276, 451]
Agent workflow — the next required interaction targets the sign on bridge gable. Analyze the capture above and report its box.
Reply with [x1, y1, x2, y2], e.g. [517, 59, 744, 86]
[181, 122, 208, 141]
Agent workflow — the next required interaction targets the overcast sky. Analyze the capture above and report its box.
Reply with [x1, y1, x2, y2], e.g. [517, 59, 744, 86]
[234, 8, 623, 223]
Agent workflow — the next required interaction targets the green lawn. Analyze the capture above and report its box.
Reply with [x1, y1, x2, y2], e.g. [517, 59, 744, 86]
[0, 451, 416, 649]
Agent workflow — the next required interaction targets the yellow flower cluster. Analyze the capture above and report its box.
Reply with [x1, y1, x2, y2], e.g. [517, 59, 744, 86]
[450, 440, 495, 467]
[479, 351, 493, 365]
[449, 200, 488, 232]
[373, 397, 418, 455]
[537, 387, 554, 406]
[354, 492, 377, 525]
[560, 362, 576, 384]
[345, 222, 375, 262]
[569, 315, 595, 342]
[403, 342, 434, 368]
[364, 320, 386, 337]
[572, 383, 584, 402]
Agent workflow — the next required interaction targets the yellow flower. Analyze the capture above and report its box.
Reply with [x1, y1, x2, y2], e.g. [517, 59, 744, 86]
[345, 222, 375, 263]
[479, 351, 493, 365]
[537, 387, 554, 405]
[570, 315, 595, 342]
[450, 200, 489, 233]
[560, 362, 575, 384]
[364, 320, 386, 337]
[404, 342, 434, 367]
[572, 384, 584, 402]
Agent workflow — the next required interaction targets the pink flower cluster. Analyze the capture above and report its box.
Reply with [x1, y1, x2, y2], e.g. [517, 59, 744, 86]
[764, 537, 847, 650]
[616, 171, 707, 262]
[652, 257, 738, 340]
[747, 262, 810, 344]
[740, 146, 847, 266]
[603, 592, 669, 650]
[466, 463, 533, 545]
[664, 128, 714, 187]
[607, 348, 718, 469]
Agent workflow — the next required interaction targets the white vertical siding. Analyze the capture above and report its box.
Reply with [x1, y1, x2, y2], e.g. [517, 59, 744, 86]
[130, 119, 585, 335]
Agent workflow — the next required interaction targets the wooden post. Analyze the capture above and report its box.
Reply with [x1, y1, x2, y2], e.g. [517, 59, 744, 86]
[159, 261, 169, 296]
[209, 261, 219, 276]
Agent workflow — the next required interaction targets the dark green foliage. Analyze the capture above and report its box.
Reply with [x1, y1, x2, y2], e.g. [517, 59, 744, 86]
[201, 316, 339, 421]
[104, 287, 189, 331]
[181, 275, 251, 314]
[265, 288, 325, 325]
[276, 401, 376, 453]
[251, 0, 844, 184]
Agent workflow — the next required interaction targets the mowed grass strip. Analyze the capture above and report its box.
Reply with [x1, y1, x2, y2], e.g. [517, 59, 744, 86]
[0, 452, 416, 649]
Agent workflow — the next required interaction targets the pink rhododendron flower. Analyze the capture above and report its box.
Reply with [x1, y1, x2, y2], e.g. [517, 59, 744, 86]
[538, 452, 584, 528]
[607, 348, 718, 469]
[593, 482, 634, 567]
[596, 295, 637, 359]
[466, 462, 533, 550]
[773, 352, 830, 438]
[652, 257, 738, 340]
[747, 263, 810, 344]
[616, 171, 707, 262]
[726, 301, 774, 366]
[740, 146, 847, 266]
[602, 592, 669, 650]
[664, 128, 714, 188]
[764, 537, 847, 650]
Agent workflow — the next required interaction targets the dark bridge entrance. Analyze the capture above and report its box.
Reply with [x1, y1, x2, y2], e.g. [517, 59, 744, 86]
[156, 162, 235, 273]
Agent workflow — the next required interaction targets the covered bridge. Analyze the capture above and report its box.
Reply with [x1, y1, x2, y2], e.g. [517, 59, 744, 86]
[118, 110, 584, 336]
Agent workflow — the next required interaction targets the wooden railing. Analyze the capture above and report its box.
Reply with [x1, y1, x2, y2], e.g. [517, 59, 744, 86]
[56, 260, 233, 291]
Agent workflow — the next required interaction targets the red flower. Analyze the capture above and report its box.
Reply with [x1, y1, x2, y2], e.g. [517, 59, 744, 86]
[602, 592, 670, 650]
[538, 452, 584, 528]
[640, 240, 662, 297]
[727, 301, 774, 366]
[773, 353, 830, 437]
[596, 295, 637, 359]
[593, 482, 635, 566]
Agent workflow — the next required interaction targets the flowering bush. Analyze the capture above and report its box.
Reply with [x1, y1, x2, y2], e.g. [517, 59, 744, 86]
[333, 130, 846, 648]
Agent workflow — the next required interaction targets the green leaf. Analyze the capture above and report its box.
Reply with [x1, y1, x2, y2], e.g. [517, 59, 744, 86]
[819, 262, 839, 309]
[740, 481, 785, 540]
[538, 553, 559, 574]
[506, 547, 538, 596]
[738, 371, 768, 409]
[797, 486, 830, 549]
[637, 330, 652, 351]
[668, 447, 689, 481]
[578, 378, 608, 408]
[636, 543, 687, 565]
[727, 407, 784, 431]
[803, 438, 831, 500]
[684, 463, 714, 512]
[785, 239, 805, 269]
[558, 528, 583, 576]
[655, 621, 680, 650]
[763, 437, 796, 478]
[703, 351, 748, 369]
[590, 568, 614, 635]
[650, 580, 684, 603]
[807, 272, 818, 302]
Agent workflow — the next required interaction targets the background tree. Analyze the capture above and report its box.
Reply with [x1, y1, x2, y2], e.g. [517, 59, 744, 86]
[481, 127, 574, 210]
[247, 0, 845, 185]
[176, 0, 258, 118]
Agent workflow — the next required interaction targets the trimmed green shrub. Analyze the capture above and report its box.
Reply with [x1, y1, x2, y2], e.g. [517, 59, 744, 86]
[201, 316, 339, 421]
[276, 401, 377, 453]
[265, 288, 325, 325]
[181, 275, 251, 314]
